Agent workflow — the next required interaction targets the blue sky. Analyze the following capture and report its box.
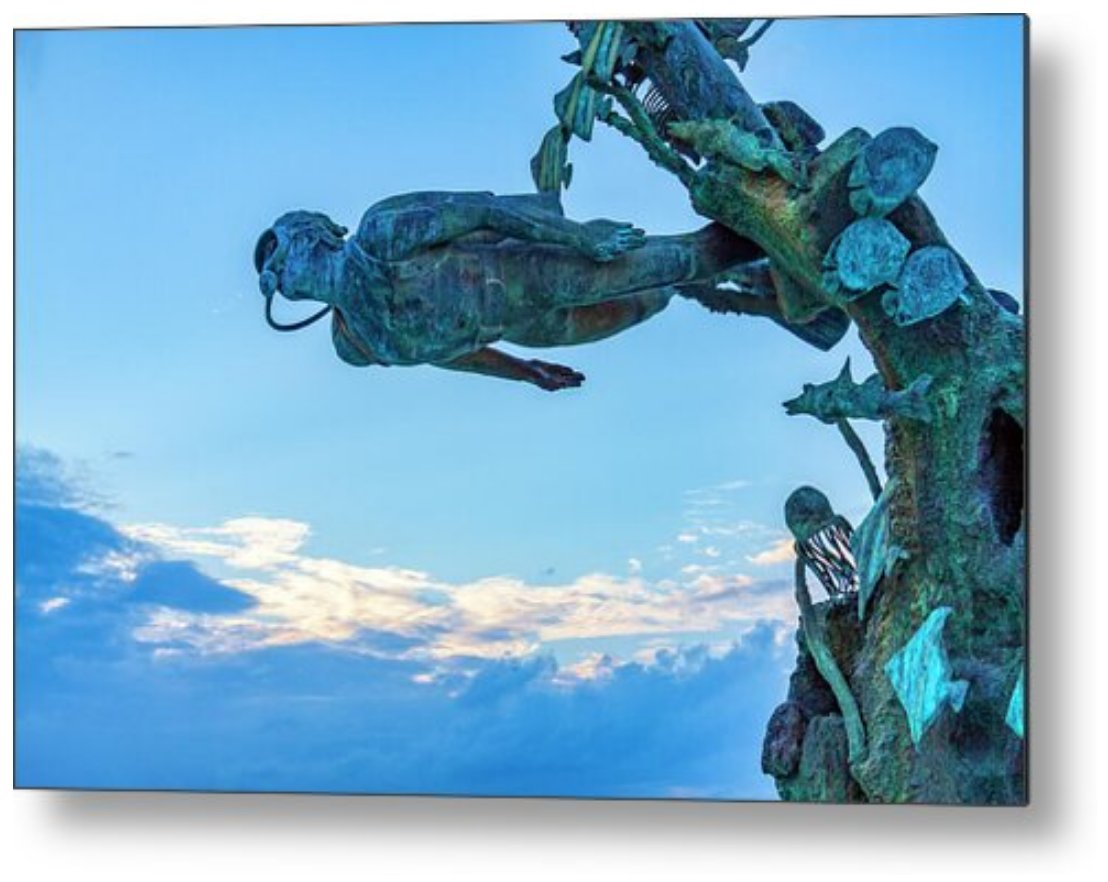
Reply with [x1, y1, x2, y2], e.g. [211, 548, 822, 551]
[14, 16, 1024, 797]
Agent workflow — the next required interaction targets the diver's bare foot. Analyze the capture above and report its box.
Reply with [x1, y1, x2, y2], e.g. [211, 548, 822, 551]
[582, 220, 646, 262]
[525, 360, 585, 391]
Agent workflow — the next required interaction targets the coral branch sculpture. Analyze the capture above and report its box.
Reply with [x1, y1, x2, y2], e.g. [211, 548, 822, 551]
[534, 19, 1025, 803]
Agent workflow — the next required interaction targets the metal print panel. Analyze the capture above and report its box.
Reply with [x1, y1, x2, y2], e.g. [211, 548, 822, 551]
[14, 15, 1027, 803]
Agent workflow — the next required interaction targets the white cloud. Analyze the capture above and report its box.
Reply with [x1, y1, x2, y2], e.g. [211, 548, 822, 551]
[124, 515, 795, 664]
[78, 549, 146, 583]
[688, 572, 752, 596]
[554, 652, 616, 684]
[684, 478, 750, 499]
[38, 597, 70, 614]
[680, 563, 714, 575]
[676, 532, 699, 543]
[122, 517, 310, 569]
[697, 520, 778, 539]
[627, 557, 643, 575]
[746, 538, 796, 567]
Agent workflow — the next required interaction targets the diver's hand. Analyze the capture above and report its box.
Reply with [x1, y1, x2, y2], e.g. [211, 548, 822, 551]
[525, 359, 585, 391]
[581, 220, 646, 262]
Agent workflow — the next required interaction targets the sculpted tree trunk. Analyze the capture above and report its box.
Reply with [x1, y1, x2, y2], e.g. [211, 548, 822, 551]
[541, 20, 1026, 803]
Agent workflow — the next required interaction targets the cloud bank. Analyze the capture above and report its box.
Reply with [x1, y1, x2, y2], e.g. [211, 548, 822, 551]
[15, 448, 793, 798]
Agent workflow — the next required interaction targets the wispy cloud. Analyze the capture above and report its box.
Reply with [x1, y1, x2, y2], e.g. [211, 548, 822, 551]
[683, 478, 751, 502]
[124, 517, 311, 569]
[746, 537, 796, 567]
[15, 448, 798, 672]
[666, 475, 793, 596]
[120, 515, 793, 664]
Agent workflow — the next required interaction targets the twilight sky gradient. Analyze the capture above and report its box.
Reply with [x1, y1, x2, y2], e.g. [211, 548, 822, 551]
[14, 16, 1024, 797]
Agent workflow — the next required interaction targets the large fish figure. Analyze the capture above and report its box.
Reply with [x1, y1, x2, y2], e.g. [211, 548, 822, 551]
[884, 606, 969, 747]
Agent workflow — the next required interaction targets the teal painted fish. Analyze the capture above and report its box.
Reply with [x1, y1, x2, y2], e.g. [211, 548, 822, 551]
[884, 606, 969, 747]
[783, 358, 933, 424]
[1005, 668, 1025, 739]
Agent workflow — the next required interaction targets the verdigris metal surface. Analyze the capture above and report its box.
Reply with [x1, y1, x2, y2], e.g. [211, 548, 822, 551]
[884, 607, 970, 746]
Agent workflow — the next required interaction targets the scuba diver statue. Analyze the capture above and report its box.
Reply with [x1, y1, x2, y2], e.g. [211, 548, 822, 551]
[254, 190, 764, 390]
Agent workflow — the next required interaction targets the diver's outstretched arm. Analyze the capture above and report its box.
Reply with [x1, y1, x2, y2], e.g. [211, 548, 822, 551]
[438, 346, 585, 391]
[358, 192, 644, 262]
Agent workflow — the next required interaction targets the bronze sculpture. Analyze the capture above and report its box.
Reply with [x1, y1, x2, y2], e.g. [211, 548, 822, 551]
[250, 17, 1025, 804]
[255, 191, 761, 390]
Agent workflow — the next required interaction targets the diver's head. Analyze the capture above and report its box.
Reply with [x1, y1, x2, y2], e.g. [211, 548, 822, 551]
[254, 210, 347, 332]
[253, 210, 348, 302]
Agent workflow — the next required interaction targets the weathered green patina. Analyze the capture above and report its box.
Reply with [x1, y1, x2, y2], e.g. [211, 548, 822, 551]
[259, 17, 1026, 803]
[532, 19, 1025, 803]
[850, 478, 906, 622]
[883, 244, 972, 326]
[255, 190, 760, 390]
[785, 486, 857, 601]
[823, 218, 911, 297]
[884, 606, 970, 747]
[848, 127, 938, 218]
[668, 118, 806, 187]
[783, 358, 933, 425]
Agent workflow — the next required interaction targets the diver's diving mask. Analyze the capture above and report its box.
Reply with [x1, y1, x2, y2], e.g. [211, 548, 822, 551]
[253, 211, 346, 332]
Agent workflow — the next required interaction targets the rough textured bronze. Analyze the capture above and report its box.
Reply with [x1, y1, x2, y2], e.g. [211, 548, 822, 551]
[256, 191, 760, 390]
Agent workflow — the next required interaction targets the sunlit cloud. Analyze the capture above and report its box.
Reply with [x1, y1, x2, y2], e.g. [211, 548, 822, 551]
[77, 549, 146, 583]
[554, 652, 617, 684]
[118, 515, 796, 664]
[746, 537, 796, 567]
[668, 480, 791, 617]
[124, 517, 310, 569]
[681, 563, 714, 575]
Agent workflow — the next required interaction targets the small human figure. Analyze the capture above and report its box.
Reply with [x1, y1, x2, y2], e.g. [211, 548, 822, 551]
[254, 190, 761, 390]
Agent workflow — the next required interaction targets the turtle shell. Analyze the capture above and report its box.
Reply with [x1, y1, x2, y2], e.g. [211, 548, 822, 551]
[848, 127, 938, 218]
[824, 217, 911, 298]
[883, 246, 970, 327]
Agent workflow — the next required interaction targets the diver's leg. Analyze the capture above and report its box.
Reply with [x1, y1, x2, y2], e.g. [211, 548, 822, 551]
[677, 279, 851, 351]
[498, 192, 565, 217]
[372, 190, 563, 216]
[496, 224, 762, 314]
[505, 289, 674, 348]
